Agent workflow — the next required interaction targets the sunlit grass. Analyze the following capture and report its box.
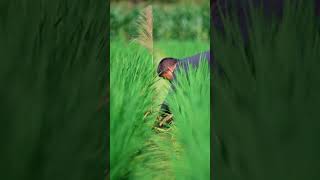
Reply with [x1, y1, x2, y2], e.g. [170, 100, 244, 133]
[167, 59, 210, 180]
[110, 42, 157, 179]
[110, 40, 209, 179]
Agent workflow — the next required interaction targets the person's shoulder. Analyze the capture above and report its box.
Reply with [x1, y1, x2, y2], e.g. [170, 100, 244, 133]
[179, 51, 210, 65]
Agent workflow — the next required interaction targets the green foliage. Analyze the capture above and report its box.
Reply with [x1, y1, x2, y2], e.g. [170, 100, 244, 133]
[213, 0, 320, 179]
[110, 40, 209, 179]
[110, 3, 209, 41]
[110, 42, 157, 179]
[0, 0, 107, 180]
[167, 59, 210, 180]
[155, 40, 210, 58]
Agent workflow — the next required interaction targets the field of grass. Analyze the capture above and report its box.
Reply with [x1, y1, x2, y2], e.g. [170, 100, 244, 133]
[110, 40, 210, 179]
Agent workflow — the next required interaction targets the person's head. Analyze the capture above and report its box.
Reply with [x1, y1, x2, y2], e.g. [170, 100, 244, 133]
[157, 57, 178, 81]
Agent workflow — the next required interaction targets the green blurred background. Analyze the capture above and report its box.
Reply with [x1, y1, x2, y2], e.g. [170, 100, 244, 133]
[110, 0, 210, 41]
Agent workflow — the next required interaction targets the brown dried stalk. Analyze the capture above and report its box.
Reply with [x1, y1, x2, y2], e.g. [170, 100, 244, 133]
[134, 5, 153, 55]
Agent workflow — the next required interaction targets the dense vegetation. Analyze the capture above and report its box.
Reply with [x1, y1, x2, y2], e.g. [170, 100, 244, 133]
[110, 0, 210, 179]
[110, 40, 209, 179]
[110, 2, 210, 41]
[167, 59, 210, 180]
[110, 42, 156, 180]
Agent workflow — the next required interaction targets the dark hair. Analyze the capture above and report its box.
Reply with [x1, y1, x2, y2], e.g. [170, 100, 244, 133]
[157, 57, 178, 76]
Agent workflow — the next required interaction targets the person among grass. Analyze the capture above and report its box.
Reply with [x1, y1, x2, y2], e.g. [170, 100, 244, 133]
[157, 51, 211, 116]
[158, 0, 320, 116]
[157, 51, 210, 81]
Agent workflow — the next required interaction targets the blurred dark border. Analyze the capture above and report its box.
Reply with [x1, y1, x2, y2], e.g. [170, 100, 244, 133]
[0, 1, 109, 180]
[212, 0, 320, 180]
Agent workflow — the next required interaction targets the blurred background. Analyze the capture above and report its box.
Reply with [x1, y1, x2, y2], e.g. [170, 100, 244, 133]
[110, 0, 210, 42]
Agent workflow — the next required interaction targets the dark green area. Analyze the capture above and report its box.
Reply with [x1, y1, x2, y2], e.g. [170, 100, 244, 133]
[213, 0, 320, 179]
[0, 1, 108, 180]
[110, 2, 209, 41]
[110, 0, 207, 3]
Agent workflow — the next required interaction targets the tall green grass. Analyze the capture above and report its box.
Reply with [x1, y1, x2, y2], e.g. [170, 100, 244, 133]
[167, 59, 210, 180]
[213, 0, 320, 179]
[110, 40, 209, 179]
[110, 42, 157, 179]
[0, 1, 107, 180]
[128, 58, 210, 180]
